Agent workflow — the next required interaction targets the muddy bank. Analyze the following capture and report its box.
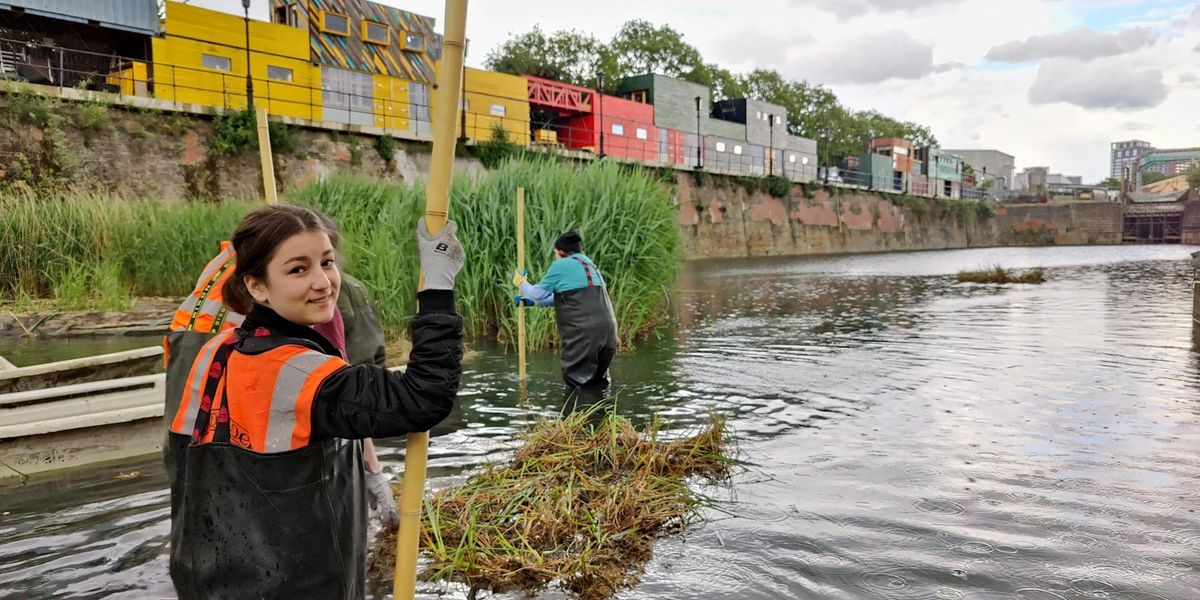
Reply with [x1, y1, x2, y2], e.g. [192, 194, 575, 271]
[0, 298, 177, 339]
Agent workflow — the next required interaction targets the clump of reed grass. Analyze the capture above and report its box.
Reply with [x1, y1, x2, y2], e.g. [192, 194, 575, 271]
[367, 410, 732, 600]
[0, 189, 253, 304]
[957, 266, 1046, 284]
[292, 156, 682, 348]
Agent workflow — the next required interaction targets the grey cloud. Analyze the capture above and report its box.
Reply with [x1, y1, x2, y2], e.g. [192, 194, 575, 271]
[787, 0, 961, 21]
[933, 62, 966, 73]
[792, 31, 935, 84]
[1181, 72, 1199, 83]
[986, 27, 1156, 62]
[1028, 57, 1167, 110]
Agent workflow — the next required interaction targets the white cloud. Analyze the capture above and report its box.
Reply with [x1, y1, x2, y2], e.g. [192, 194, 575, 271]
[784, 31, 936, 84]
[786, 0, 963, 20]
[1181, 72, 1199, 83]
[985, 27, 1156, 62]
[1028, 57, 1167, 109]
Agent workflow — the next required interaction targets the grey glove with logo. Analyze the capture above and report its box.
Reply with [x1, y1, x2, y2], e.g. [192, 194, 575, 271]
[365, 466, 400, 531]
[416, 218, 465, 291]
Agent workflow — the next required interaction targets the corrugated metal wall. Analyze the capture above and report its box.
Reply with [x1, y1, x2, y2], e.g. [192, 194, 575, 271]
[0, 1, 159, 35]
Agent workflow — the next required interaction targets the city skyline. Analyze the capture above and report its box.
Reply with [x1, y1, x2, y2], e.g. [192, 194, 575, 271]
[201, 0, 1200, 182]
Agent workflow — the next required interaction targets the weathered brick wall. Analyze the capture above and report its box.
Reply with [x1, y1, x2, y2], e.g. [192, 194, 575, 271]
[677, 174, 1128, 259]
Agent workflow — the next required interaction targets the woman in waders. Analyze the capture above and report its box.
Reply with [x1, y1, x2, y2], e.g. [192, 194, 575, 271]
[513, 231, 619, 413]
[164, 204, 464, 599]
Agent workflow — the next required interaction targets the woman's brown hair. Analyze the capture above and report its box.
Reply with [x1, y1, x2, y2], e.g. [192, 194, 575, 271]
[221, 204, 339, 314]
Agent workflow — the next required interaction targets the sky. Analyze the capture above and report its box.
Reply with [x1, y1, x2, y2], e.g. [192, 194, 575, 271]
[197, 0, 1200, 182]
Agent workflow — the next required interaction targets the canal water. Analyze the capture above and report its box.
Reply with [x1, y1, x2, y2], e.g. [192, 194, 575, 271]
[3, 245, 1199, 599]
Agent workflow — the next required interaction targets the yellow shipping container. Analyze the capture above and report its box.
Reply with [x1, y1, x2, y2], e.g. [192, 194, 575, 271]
[153, 1, 319, 120]
[371, 74, 413, 133]
[432, 67, 529, 144]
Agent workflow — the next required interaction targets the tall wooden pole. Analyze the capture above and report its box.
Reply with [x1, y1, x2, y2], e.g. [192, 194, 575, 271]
[393, 1, 468, 598]
[516, 187, 527, 384]
[254, 107, 277, 205]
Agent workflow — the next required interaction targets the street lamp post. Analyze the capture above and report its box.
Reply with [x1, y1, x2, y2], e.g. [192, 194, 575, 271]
[694, 96, 703, 170]
[596, 71, 605, 158]
[242, 0, 254, 109]
[821, 125, 831, 185]
[767, 113, 775, 177]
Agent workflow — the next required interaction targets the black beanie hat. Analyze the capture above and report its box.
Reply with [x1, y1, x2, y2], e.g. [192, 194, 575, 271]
[554, 231, 582, 254]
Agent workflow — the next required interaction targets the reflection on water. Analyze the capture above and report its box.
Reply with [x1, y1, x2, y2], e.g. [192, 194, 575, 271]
[3, 245, 1200, 599]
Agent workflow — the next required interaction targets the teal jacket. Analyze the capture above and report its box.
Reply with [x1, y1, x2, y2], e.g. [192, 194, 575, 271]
[520, 253, 605, 307]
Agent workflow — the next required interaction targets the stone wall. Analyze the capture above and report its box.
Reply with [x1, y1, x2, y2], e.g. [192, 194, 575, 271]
[676, 174, 1127, 259]
[0, 95, 483, 201]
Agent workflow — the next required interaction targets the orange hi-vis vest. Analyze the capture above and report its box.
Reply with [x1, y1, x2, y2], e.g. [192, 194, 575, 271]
[168, 327, 346, 453]
[170, 241, 244, 335]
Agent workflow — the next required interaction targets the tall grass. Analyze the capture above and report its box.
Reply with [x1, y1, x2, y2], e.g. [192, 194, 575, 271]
[0, 190, 253, 304]
[291, 157, 681, 348]
[2, 157, 682, 349]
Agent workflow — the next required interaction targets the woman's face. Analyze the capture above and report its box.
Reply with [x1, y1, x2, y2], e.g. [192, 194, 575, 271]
[244, 230, 340, 326]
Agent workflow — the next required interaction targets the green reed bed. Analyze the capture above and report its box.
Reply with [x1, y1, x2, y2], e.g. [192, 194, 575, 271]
[0, 190, 252, 308]
[2, 158, 681, 348]
[292, 157, 682, 348]
[367, 410, 732, 600]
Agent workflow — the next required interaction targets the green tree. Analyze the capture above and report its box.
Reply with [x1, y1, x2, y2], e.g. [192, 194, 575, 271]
[485, 26, 612, 87]
[1100, 177, 1120, 188]
[608, 20, 704, 83]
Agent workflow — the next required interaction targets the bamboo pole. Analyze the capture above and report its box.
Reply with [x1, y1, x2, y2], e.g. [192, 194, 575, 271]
[517, 187, 527, 384]
[254, 106, 277, 205]
[393, 1, 468, 599]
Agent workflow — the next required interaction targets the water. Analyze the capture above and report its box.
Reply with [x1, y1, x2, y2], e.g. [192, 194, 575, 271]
[3, 245, 1200, 599]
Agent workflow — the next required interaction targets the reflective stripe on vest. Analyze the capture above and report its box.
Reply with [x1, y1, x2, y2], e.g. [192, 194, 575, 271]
[171, 329, 236, 437]
[170, 335, 346, 454]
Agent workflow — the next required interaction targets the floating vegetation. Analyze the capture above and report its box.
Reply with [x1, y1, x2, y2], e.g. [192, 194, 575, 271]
[957, 266, 1046, 284]
[367, 410, 733, 600]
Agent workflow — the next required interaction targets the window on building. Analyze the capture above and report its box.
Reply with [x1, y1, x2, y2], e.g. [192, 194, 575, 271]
[363, 21, 389, 44]
[625, 90, 649, 103]
[201, 54, 231, 71]
[788, 154, 797, 163]
[611, 123, 624, 135]
[801, 156, 809, 165]
[489, 103, 506, 117]
[716, 141, 726, 152]
[774, 115, 782, 125]
[402, 31, 426, 53]
[266, 65, 293, 82]
[321, 11, 350, 36]
[755, 110, 762, 120]
[635, 127, 648, 140]
[733, 145, 743, 155]
[273, 5, 300, 27]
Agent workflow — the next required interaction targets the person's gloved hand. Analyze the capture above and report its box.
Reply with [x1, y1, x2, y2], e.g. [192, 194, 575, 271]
[512, 269, 528, 288]
[416, 218, 464, 291]
[514, 294, 534, 307]
[365, 466, 399, 532]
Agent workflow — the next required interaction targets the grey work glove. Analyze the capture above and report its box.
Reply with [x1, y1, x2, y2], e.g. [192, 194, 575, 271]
[365, 467, 400, 532]
[416, 218, 465, 291]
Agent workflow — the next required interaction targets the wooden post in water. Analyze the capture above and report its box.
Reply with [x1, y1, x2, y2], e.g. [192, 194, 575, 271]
[393, 1, 468, 599]
[517, 187, 527, 385]
[254, 107, 277, 205]
[1192, 251, 1200, 326]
